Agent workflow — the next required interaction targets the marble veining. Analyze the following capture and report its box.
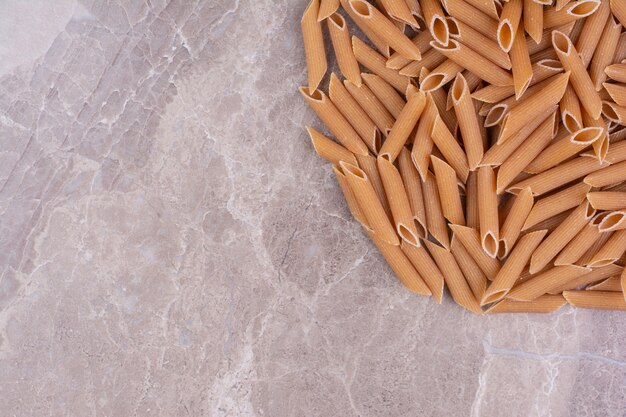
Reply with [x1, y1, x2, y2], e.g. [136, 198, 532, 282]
[0, 1, 624, 416]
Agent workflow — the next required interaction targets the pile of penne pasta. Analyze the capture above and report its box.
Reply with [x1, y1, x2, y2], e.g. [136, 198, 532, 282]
[300, 0, 626, 313]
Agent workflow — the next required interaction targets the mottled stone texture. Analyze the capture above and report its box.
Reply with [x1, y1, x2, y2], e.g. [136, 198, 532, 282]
[0, 1, 624, 416]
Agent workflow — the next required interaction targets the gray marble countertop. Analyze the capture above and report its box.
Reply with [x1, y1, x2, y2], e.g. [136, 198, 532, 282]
[0, 1, 624, 416]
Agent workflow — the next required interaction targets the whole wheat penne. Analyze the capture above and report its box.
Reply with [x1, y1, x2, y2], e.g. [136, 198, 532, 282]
[581, 109, 610, 161]
[551, 263, 623, 291]
[603, 83, 626, 107]
[577, 229, 614, 266]
[431, 156, 465, 225]
[499, 72, 569, 143]
[399, 48, 448, 78]
[450, 224, 501, 280]
[344, 80, 395, 135]
[329, 74, 380, 153]
[602, 100, 626, 125]
[397, 148, 427, 238]
[555, 212, 607, 264]
[528, 22, 575, 55]
[510, 25, 533, 98]
[464, 0, 499, 18]
[400, 241, 445, 301]
[556, 0, 572, 10]
[431, 39, 514, 87]
[318, 0, 340, 20]
[465, 171, 479, 229]
[368, 231, 431, 294]
[363, 73, 407, 118]
[431, 116, 470, 182]
[586, 276, 623, 291]
[327, 14, 362, 87]
[605, 63, 626, 83]
[379, 88, 426, 162]
[300, 88, 369, 155]
[610, 0, 626, 27]
[564, 290, 626, 310]
[486, 294, 567, 313]
[498, 0, 523, 52]
[553, 31, 603, 119]
[412, 94, 439, 180]
[424, 240, 483, 313]
[349, 1, 421, 61]
[375, 0, 407, 31]
[352, 36, 410, 93]
[590, 17, 622, 91]
[307, 126, 358, 166]
[341, 161, 399, 245]
[524, 0, 544, 44]
[302, 0, 328, 92]
[340, 0, 391, 56]
[450, 74, 485, 170]
[523, 182, 591, 230]
[598, 209, 626, 232]
[421, 0, 450, 45]
[524, 127, 604, 174]
[508, 264, 591, 301]
[333, 165, 371, 229]
[420, 59, 464, 92]
[622, 267, 626, 296]
[560, 84, 583, 132]
[387, 31, 433, 70]
[499, 189, 534, 259]
[477, 166, 499, 257]
[587, 191, 626, 211]
[482, 230, 547, 305]
[423, 171, 451, 248]
[355, 154, 393, 218]
[378, 0, 419, 27]
[497, 115, 556, 193]
[454, 20, 512, 70]
[614, 33, 626, 63]
[544, 0, 601, 29]
[446, 0, 499, 39]
[584, 160, 626, 187]
[530, 202, 595, 273]
[450, 234, 488, 300]
[574, 0, 611, 68]
[568, 12, 586, 44]
[378, 156, 423, 247]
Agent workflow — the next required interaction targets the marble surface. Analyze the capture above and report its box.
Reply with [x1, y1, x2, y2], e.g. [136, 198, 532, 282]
[0, 1, 625, 416]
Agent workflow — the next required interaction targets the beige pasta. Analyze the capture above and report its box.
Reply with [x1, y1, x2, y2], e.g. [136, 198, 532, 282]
[563, 290, 626, 310]
[498, 0, 523, 52]
[560, 84, 583, 132]
[307, 126, 358, 166]
[401, 242, 445, 302]
[584, 160, 626, 187]
[378, 0, 419, 27]
[589, 17, 622, 90]
[464, 0, 499, 19]
[555, 212, 607, 265]
[423, 171, 451, 248]
[556, 0, 573, 11]
[344, 80, 395, 136]
[420, 0, 450, 45]
[399, 48, 448, 78]
[499, 188, 534, 259]
[523, 182, 591, 230]
[302, 0, 328, 92]
[419, 59, 464, 92]
[397, 147, 427, 238]
[362, 73, 406, 118]
[450, 224, 501, 280]
[610, 0, 626, 27]
[450, 235, 488, 300]
[598, 209, 626, 233]
[605, 63, 626, 83]
[386, 31, 432, 70]
[333, 165, 371, 229]
[352, 36, 410, 92]
[450, 74, 485, 170]
[507, 264, 591, 301]
[379, 86, 426, 161]
[544, 0, 601, 29]
[431, 115, 470, 182]
[550, 263, 623, 292]
[318, 0, 340, 21]
[586, 276, 623, 291]
[431, 156, 465, 225]
[465, 171, 479, 229]
[603, 82, 626, 107]
[340, 0, 391, 57]
[523, 0, 544, 44]
[486, 295, 567, 313]
[510, 24, 533, 99]
[445, 0, 499, 39]
[477, 166, 499, 258]
[411, 94, 439, 180]
[574, 0, 611, 67]
[355, 154, 392, 218]
[602, 100, 626, 125]
[453, 18, 512, 70]
[587, 191, 626, 211]
[327, 14, 362, 87]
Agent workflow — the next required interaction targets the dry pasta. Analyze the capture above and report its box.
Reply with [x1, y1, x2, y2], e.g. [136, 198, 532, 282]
[362, 73, 406, 118]
[563, 290, 626, 310]
[344, 79, 395, 134]
[327, 13, 362, 87]
[302, 0, 328, 92]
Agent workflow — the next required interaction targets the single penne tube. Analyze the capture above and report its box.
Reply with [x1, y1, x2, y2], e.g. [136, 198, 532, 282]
[302, 0, 328, 92]
[307, 126, 358, 166]
[378, 0, 419, 27]
[423, 240, 483, 313]
[341, 161, 399, 245]
[333, 165, 371, 229]
[465, 171, 479, 229]
[422, 171, 450, 248]
[378, 156, 423, 247]
[453, 19, 512, 70]
[587, 191, 626, 211]
[498, 72, 569, 143]
[614, 33, 626, 63]
[552, 31, 603, 118]
[510, 25, 533, 98]
[602, 100, 626, 125]
[430, 39, 513, 87]
[420, 0, 450, 45]
[419, 59, 464, 92]
[450, 74, 484, 170]
[340, 0, 391, 57]
[362, 73, 406, 118]
[486, 294, 567, 313]
[589, 17, 622, 90]
[379, 87, 426, 161]
[344, 80, 395, 135]
[623, 267, 626, 296]
[577, 229, 614, 266]
[355, 154, 392, 218]
[581, 108, 610, 162]
[450, 224, 501, 280]
[401, 242, 445, 302]
[348, 1, 421, 60]
[431, 116, 470, 182]
[431, 156, 465, 225]
[352, 36, 410, 92]
[477, 166, 499, 258]
[605, 63, 626, 83]
[543, 0, 601, 29]
[482, 230, 547, 305]
[613, 0, 626, 27]
[524, 127, 604, 174]
[450, 234, 488, 300]
[318, 0, 340, 20]
[427, 72, 460, 136]
[584, 160, 626, 187]
[445, 0, 499, 39]
[300, 87, 369, 155]
[411, 94, 439, 180]
[464, 0, 499, 19]
[499, 188, 534, 258]
[399, 48, 448, 77]
[564, 290, 626, 310]
[496, 115, 556, 193]
[550, 264, 623, 292]
[397, 148, 427, 238]
[523, 182, 591, 230]
[560, 84, 583, 132]
[367, 231, 432, 295]
[573, 0, 611, 67]
[329, 74, 380, 153]
[598, 209, 626, 233]
[523, 0, 544, 44]
[507, 264, 591, 301]
[327, 13, 362, 86]
[586, 276, 623, 291]
[555, 212, 607, 265]
[386, 31, 433, 70]
[529, 202, 596, 273]
[603, 83, 626, 107]
[497, 0, 523, 52]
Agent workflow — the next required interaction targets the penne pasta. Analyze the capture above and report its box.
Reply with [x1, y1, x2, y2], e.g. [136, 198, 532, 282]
[397, 147, 427, 238]
[450, 224, 501, 280]
[420, 59, 464, 92]
[327, 14, 362, 86]
[550, 263, 623, 292]
[411, 94, 439, 180]
[377, 0, 419, 27]
[586, 276, 623, 291]
[403, 0, 425, 26]
[333, 165, 371, 229]
[423, 171, 451, 248]
[556, 0, 573, 10]
[610, 0, 626, 27]
[302, 0, 328, 92]
[450, 74, 485, 170]
[560, 84, 583, 132]
[486, 295, 567, 313]
[379, 86, 426, 161]
[574, 0, 611, 67]
[362, 73, 406, 119]
[598, 209, 626, 233]
[478, 166, 499, 257]
[450, 234, 488, 300]
[431, 115, 470, 182]
[498, 0, 523, 52]
[386, 31, 433, 70]
[431, 155, 465, 225]
[589, 17, 622, 91]
[507, 264, 591, 301]
[605, 63, 626, 83]
[399, 48, 447, 78]
[352, 36, 410, 92]
[544, 0, 601, 29]
[466, 171, 479, 229]
[421, 0, 450, 45]
[464, 0, 499, 19]
[584, 160, 626, 187]
[510, 24, 534, 98]
[355, 154, 393, 218]
[340, 0, 391, 57]
[402, 242, 446, 302]
[307, 126, 358, 166]
[499, 188, 534, 258]
[523, 0, 544, 44]
[318, 0, 340, 21]
[587, 191, 626, 211]
[603, 82, 626, 107]
[555, 212, 607, 265]
[602, 100, 626, 125]
[344, 80, 396, 135]
[445, 0, 499, 39]
[454, 18, 512, 70]
[564, 290, 626, 310]
[523, 182, 591, 231]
